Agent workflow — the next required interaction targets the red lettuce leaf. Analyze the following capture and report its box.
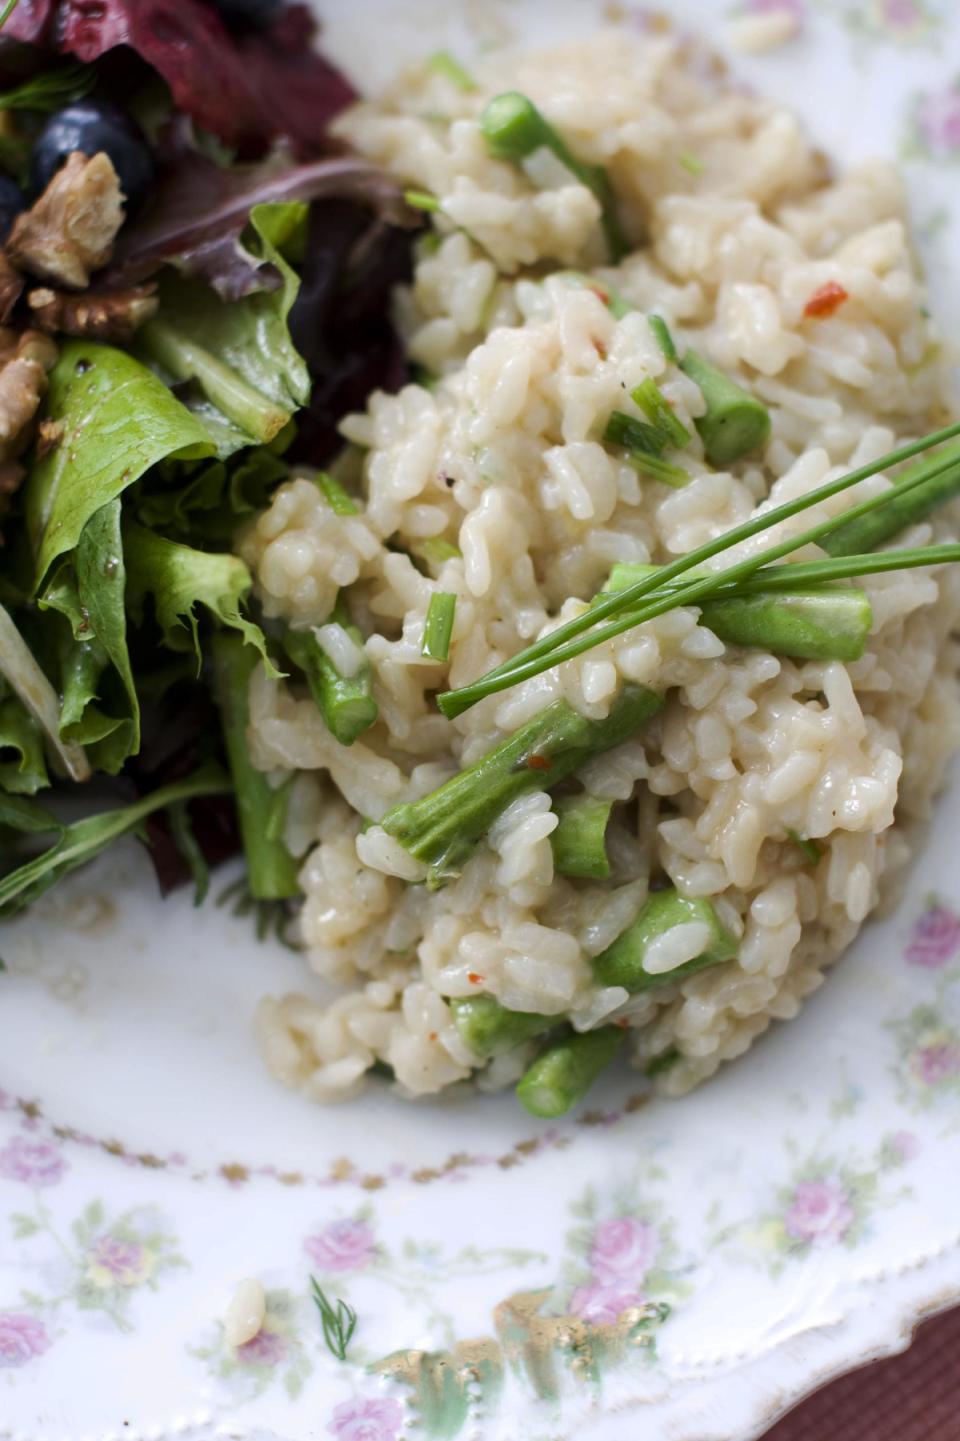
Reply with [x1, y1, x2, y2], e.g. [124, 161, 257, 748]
[107, 144, 415, 299]
[2, 1, 355, 156]
[287, 198, 415, 466]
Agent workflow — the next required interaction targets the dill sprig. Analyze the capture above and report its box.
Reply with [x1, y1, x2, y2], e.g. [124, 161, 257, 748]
[310, 1277, 358, 1362]
[438, 422, 960, 717]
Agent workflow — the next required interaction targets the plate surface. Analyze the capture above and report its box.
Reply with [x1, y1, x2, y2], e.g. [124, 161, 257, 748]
[4, 3, 960, 1439]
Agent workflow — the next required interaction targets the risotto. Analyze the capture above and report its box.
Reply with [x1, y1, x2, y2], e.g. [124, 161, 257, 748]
[240, 32, 960, 1107]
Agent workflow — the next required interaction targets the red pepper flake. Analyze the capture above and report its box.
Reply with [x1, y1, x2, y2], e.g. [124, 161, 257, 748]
[804, 281, 849, 319]
[428, 1031, 438, 1042]
[588, 285, 610, 304]
[594, 340, 608, 360]
[526, 754, 552, 771]
[467, 972, 485, 985]
[615, 1017, 631, 1029]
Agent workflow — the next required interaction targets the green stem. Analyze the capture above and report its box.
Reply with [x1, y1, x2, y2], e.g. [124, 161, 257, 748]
[382, 685, 662, 887]
[422, 592, 457, 661]
[315, 471, 359, 516]
[631, 378, 692, 449]
[592, 890, 737, 991]
[605, 562, 872, 662]
[516, 1026, 625, 1117]
[211, 632, 300, 901]
[648, 315, 679, 363]
[438, 425, 960, 715]
[139, 318, 290, 445]
[550, 791, 614, 878]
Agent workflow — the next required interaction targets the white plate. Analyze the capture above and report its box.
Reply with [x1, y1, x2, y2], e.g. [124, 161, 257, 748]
[4, 3, 960, 1438]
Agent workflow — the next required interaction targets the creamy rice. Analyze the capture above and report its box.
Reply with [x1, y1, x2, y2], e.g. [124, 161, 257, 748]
[238, 32, 960, 1104]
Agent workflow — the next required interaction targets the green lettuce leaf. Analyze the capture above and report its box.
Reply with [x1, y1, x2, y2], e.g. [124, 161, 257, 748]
[136, 202, 310, 457]
[0, 792, 61, 836]
[39, 499, 140, 774]
[0, 764, 231, 917]
[123, 521, 278, 673]
[26, 340, 214, 588]
[0, 600, 89, 781]
[0, 690, 49, 795]
[133, 448, 289, 547]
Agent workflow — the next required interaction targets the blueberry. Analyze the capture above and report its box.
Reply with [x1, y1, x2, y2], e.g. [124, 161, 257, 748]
[30, 101, 154, 211]
[0, 175, 25, 243]
[211, 0, 284, 31]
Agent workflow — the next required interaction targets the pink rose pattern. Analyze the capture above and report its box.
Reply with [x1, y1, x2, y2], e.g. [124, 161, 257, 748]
[87, 1235, 145, 1284]
[236, 1327, 288, 1368]
[0, 1313, 50, 1368]
[746, 0, 803, 16]
[883, 0, 924, 26]
[328, 1396, 404, 1441]
[914, 1041, 960, 1087]
[918, 84, 960, 158]
[305, 1219, 376, 1274]
[906, 905, 960, 968]
[0, 1135, 67, 1187]
[568, 1216, 659, 1326]
[784, 1179, 855, 1246]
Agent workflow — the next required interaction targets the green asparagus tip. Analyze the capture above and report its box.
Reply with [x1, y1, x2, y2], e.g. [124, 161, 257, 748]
[450, 994, 555, 1058]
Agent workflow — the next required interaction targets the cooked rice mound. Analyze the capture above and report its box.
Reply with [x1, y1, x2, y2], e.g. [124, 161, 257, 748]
[240, 32, 960, 1103]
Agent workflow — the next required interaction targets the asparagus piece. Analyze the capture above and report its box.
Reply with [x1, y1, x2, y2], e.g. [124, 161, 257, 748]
[281, 601, 378, 747]
[550, 791, 614, 879]
[679, 350, 771, 466]
[821, 440, 960, 557]
[427, 49, 477, 91]
[422, 592, 457, 661]
[605, 562, 872, 663]
[631, 378, 692, 449]
[450, 995, 556, 1058]
[516, 1025, 625, 1117]
[592, 889, 737, 991]
[480, 91, 627, 261]
[211, 632, 301, 901]
[381, 684, 662, 887]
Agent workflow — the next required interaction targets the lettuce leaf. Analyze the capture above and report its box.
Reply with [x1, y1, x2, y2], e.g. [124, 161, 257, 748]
[136, 202, 310, 456]
[123, 521, 277, 674]
[133, 448, 288, 546]
[0, 691, 49, 796]
[110, 147, 413, 301]
[25, 340, 214, 588]
[0, 599, 89, 782]
[3, 1, 356, 157]
[39, 499, 140, 774]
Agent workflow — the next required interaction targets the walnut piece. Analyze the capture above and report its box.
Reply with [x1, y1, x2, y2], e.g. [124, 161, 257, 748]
[28, 281, 158, 342]
[0, 254, 22, 324]
[0, 329, 58, 462]
[7, 152, 125, 289]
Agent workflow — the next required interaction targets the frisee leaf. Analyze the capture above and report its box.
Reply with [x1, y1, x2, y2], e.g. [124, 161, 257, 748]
[0, 765, 231, 917]
[309, 1277, 357, 1362]
[122, 521, 280, 677]
[0, 62, 93, 113]
[0, 600, 89, 781]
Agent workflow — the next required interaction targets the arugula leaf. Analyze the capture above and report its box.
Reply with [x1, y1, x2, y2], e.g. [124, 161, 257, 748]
[38, 501, 140, 774]
[123, 521, 278, 674]
[136, 203, 310, 456]
[25, 340, 214, 588]
[0, 765, 231, 918]
[0, 692, 49, 795]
